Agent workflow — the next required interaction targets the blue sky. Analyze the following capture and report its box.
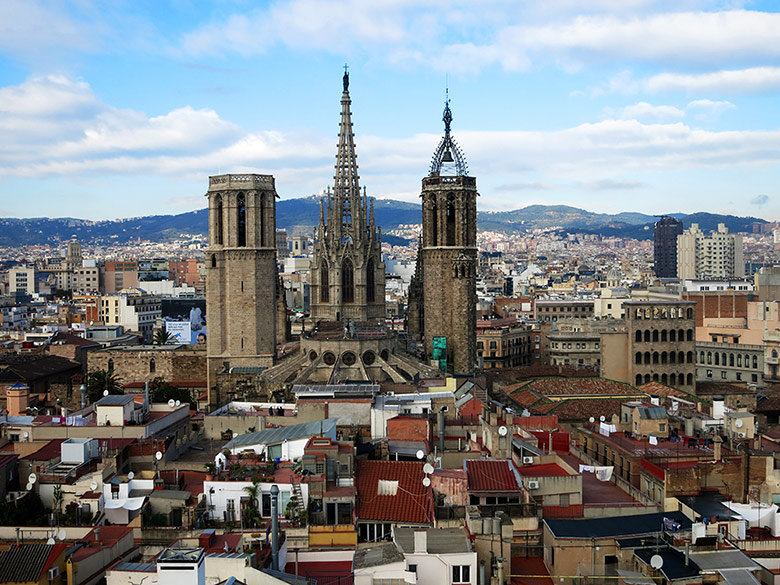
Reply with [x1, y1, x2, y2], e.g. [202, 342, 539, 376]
[2, 1, 780, 221]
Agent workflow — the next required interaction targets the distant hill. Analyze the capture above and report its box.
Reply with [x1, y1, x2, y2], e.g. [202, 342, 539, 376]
[0, 198, 767, 246]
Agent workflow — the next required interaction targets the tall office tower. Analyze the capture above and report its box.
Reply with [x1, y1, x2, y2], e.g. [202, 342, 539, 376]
[653, 216, 683, 278]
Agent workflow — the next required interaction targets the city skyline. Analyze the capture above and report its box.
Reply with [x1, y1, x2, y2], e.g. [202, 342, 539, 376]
[2, 1, 780, 221]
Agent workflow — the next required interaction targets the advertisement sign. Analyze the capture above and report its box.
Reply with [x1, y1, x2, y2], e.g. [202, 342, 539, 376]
[161, 298, 206, 344]
[165, 321, 191, 343]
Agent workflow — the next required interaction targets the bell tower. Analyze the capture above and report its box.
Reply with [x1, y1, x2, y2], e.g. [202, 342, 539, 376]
[205, 174, 279, 403]
[420, 97, 477, 374]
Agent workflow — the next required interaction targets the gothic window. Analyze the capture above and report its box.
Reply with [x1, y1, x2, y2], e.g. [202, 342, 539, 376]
[259, 193, 265, 247]
[652, 330, 659, 342]
[686, 308, 693, 319]
[216, 195, 224, 245]
[636, 374, 642, 386]
[661, 330, 668, 342]
[367, 258, 375, 303]
[446, 195, 456, 246]
[150, 358, 156, 373]
[635, 352, 642, 364]
[753, 355, 758, 369]
[644, 330, 650, 342]
[687, 373, 693, 385]
[237, 193, 246, 247]
[430, 200, 438, 246]
[320, 262, 329, 303]
[342, 258, 355, 303]
[670, 373, 676, 386]
[211, 255, 216, 268]
[635, 331, 642, 343]
[670, 330, 676, 342]
[687, 329, 693, 341]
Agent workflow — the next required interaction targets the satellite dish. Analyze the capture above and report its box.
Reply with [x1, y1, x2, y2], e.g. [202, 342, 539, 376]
[46, 537, 55, 545]
[735, 419, 744, 428]
[103, 389, 109, 396]
[599, 416, 606, 422]
[416, 450, 425, 460]
[155, 451, 163, 461]
[57, 529, 67, 541]
[422, 477, 431, 487]
[175, 400, 181, 407]
[90, 481, 98, 491]
[498, 426, 508, 437]
[423, 463, 434, 475]
[28, 473, 37, 484]
[589, 417, 595, 423]
[25, 482, 33, 491]
[23, 432, 29, 439]
[128, 471, 135, 480]
[650, 555, 664, 569]
[167, 399, 175, 408]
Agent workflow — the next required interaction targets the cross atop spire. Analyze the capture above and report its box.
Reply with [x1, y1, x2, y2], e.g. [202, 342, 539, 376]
[343, 63, 349, 92]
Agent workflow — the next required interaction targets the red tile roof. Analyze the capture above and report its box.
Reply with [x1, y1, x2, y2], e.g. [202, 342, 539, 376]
[21, 439, 66, 461]
[515, 463, 570, 477]
[355, 460, 434, 524]
[465, 459, 521, 491]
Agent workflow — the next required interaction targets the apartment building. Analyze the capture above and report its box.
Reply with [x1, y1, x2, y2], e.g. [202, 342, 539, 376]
[677, 223, 744, 280]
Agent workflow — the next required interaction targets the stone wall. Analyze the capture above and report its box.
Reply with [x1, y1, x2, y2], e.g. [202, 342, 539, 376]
[87, 347, 206, 386]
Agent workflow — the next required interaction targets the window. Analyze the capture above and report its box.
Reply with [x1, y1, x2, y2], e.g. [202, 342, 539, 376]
[150, 358, 156, 373]
[721, 371, 727, 379]
[409, 565, 417, 574]
[659, 424, 666, 432]
[452, 565, 471, 584]
[706, 369, 713, 378]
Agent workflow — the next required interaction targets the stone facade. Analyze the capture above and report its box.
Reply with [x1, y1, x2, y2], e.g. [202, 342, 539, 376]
[421, 174, 478, 375]
[205, 173, 279, 403]
[309, 71, 385, 323]
[87, 346, 207, 386]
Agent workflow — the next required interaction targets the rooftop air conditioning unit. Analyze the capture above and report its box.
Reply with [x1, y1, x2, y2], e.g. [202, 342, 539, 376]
[48, 567, 59, 580]
[522, 456, 534, 464]
[526, 480, 540, 490]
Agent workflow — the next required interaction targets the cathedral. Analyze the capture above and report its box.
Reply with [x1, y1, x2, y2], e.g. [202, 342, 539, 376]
[205, 71, 477, 404]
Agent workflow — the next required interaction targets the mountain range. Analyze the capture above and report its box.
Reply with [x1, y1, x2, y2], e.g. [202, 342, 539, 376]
[0, 197, 767, 247]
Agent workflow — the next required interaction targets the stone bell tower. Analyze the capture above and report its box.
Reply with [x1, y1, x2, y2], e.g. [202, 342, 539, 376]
[205, 174, 278, 403]
[420, 97, 477, 374]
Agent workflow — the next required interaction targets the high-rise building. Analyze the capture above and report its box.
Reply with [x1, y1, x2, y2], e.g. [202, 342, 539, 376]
[419, 97, 478, 374]
[204, 173, 279, 399]
[677, 223, 745, 280]
[309, 70, 385, 323]
[653, 216, 683, 278]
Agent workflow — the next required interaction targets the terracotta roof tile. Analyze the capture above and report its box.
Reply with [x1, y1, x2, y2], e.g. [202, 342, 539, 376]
[355, 460, 433, 524]
[515, 463, 570, 477]
[465, 459, 521, 491]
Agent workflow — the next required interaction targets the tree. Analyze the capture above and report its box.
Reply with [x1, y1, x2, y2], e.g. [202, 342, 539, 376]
[149, 377, 193, 408]
[153, 328, 176, 345]
[242, 480, 262, 528]
[86, 369, 123, 403]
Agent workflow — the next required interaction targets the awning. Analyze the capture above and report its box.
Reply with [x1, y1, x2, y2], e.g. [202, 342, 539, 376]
[720, 569, 761, 585]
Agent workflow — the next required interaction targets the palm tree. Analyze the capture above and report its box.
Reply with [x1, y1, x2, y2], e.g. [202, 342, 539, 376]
[153, 328, 176, 345]
[242, 480, 261, 528]
[86, 369, 123, 403]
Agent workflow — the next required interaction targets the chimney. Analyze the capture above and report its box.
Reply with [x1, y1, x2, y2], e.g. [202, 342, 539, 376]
[712, 396, 725, 420]
[413, 529, 427, 553]
[714, 436, 723, 461]
[270, 485, 280, 571]
[650, 395, 660, 406]
[439, 407, 447, 454]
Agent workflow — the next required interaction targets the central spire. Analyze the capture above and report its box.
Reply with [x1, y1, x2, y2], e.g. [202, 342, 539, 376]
[332, 67, 362, 231]
[429, 91, 469, 177]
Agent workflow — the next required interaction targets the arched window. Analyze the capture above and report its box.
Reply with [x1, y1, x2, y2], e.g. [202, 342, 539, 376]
[635, 352, 642, 364]
[661, 351, 667, 364]
[653, 373, 659, 382]
[367, 258, 375, 303]
[687, 373, 693, 385]
[635, 330, 642, 343]
[661, 330, 668, 342]
[237, 193, 246, 247]
[670, 330, 677, 342]
[687, 329, 693, 341]
[753, 355, 758, 369]
[707, 352, 712, 364]
[678, 329, 685, 341]
[686, 308, 693, 319]
[745, 354, 751, 368]
[661, 373, 667, 385]
[258, 192, 265, 247]
[150, 358, 156, 373]
[446, 196, 456, 246]
[342, 258, 354, 303]
[653, 352, 659, 364]
[644, 330, 650, 342]
[773, 349, 779, 358]
[652, 330, 659, 342]
[320, 262, 329, 303]
[670, 352, 676, 364]
[636, 374, 643, 386]
[687, 351, 693, 364]
[644, 351, 651, 364]
[730, 354, 734, 367]
[714, 353, 720, 366]
[644, 374, 651, 384]
[670, 373, 677, 386]
[108, 359, 114, 372]
[216, 195, 224, 245]
[430, 200, 438, 246]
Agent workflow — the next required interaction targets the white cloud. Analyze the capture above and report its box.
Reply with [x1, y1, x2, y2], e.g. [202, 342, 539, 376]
[605, 102, 685, 121]
[645, 67, 780, 93]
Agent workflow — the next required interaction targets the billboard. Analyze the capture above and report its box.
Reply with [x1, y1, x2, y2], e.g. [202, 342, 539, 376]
[161, 298, 206, 344]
